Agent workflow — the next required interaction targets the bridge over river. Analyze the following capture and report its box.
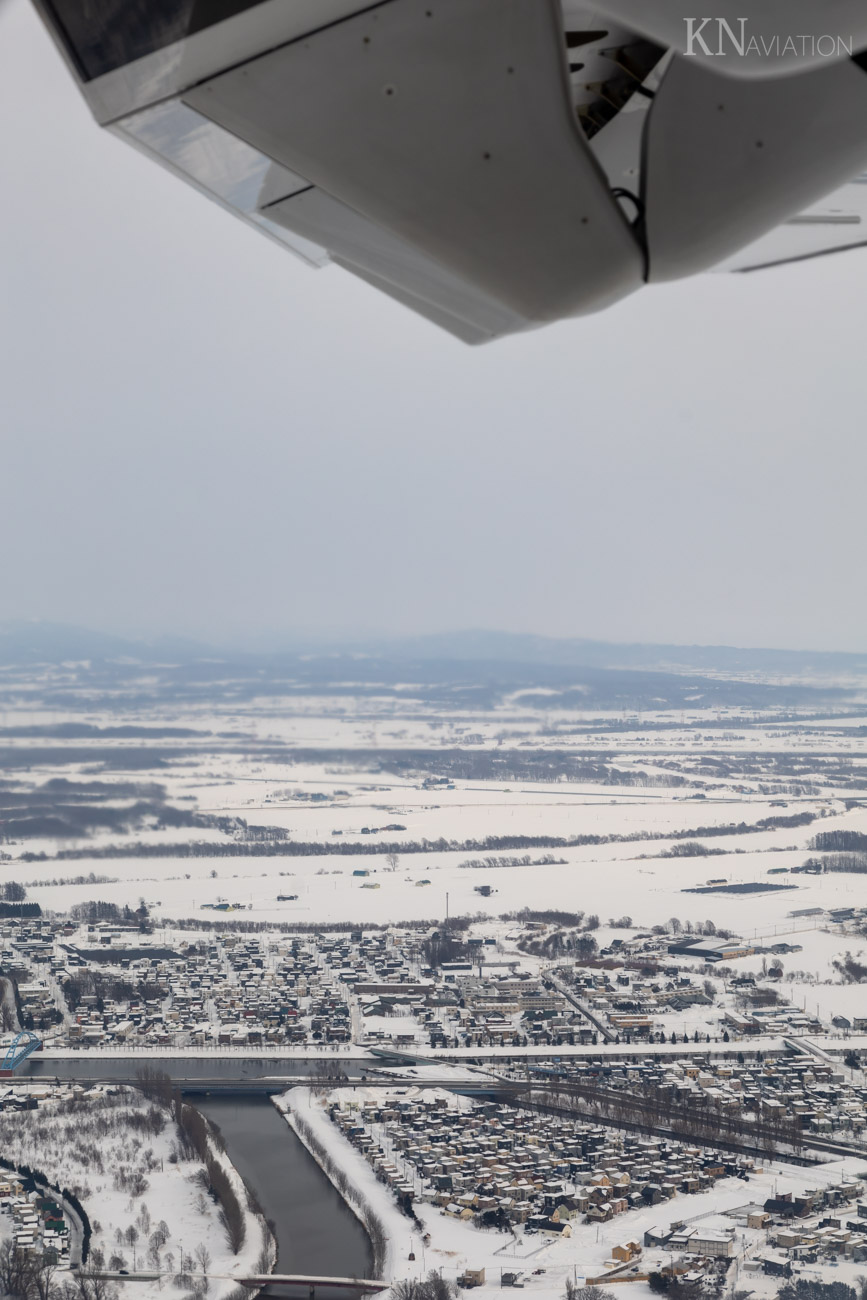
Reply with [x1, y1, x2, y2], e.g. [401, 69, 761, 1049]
[92, 1273, 387, 1296]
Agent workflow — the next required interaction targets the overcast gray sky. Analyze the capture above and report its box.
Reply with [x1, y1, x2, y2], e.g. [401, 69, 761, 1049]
[2, 0, 866, 653]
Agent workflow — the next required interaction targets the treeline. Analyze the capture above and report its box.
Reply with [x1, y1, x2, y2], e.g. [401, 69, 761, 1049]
[392, 1274, 459, 1300]
[382, 749, 672, 786]
[823, 854, 867, 874]
[519, 929, 599, 959]
[683, 882, 797, 895]
[779, 1281, 867, 1300]
[0, 902, 41, 918]
[292, 1111, 386, 1274]
[29, 810, 817, 864]
[459, 854, 565, 870]
[752, 811, 815, 830]
[502, 907, 587, 926]
[802, 853, 867, 874]
[45, 834, 608, 861]
[809, 830, 867, 852]
[28, 872, 119, 888]
[62, 968, 166, 1013]
[658, 841, 726, 858]
[64, 970, 136, 1012]
[135, 1068, 246, 1253]
[162, 910, 728, 940]
[165, 915, 439, 936]
[68, 900, 147, 924]
[237, 825, 292, 842]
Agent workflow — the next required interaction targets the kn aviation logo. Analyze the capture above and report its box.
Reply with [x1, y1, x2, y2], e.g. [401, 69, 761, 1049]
[684, 18, 854, 58]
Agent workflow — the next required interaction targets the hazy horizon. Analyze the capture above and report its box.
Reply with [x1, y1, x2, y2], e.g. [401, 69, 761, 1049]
[2, 617, 867, 666]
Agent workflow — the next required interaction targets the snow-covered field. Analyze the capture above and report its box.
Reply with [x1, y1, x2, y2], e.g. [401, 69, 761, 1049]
[12, 829, 867, 964]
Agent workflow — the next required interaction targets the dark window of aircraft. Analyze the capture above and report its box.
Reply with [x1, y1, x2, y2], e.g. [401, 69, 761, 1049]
[42, 0, 268, 81]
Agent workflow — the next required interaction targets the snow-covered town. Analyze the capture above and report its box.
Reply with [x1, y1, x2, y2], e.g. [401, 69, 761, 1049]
[302, 1083, 867, 1283]
[3, 643, 867, 1300]
[4, 903, 867, 1059]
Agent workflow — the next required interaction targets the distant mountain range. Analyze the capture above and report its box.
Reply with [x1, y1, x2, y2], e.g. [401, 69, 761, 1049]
[375, 630, 867, 678]
[1, 622, 865, 714]
[1, 621, 865, 679]
[0, 621, 208, 666]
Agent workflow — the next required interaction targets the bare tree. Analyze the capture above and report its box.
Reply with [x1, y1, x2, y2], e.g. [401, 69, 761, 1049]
[565, 1286, 615, 1300]
[419, 1274, 458, 1300]
[66, 1262, 119, 1300]
[391, 1285, 421, 1300]
[193, 1246, 211, 1274]
[0, 976, 19, 1033]
[30, 1256, 61, 1300]
[0, 1240, 35, 1300]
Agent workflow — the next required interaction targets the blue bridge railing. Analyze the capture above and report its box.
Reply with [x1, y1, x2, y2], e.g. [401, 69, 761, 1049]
[1, 1030, 42, 1072]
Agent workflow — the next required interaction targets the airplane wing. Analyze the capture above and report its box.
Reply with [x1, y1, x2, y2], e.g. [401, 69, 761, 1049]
[714, 174, 867, 272]
[30, 0, 867, 342]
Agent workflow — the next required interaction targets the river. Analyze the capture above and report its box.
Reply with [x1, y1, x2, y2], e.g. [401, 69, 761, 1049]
[195, 1095, 374, 1286]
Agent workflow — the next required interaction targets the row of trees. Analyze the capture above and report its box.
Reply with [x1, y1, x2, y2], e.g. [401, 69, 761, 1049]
[0, 901, 41, 919]
[519, 930, 599, 960]
[63, 969, 166, 1015]
[804, 852, 867, 874]
[810, 830, 867, 852]
[68, 901, 148, 925]
[458, 855, 565, 870]
[135, 1068, 246, 1254]
[392, 1276, 459, 1300]
[291, 1111, 388, 1274]
[779, 1281, 867, 1300]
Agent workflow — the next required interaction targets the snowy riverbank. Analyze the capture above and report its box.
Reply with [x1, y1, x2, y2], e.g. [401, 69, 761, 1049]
[0, 1081, 273, 1300]
[275, 1088, 407, 1280]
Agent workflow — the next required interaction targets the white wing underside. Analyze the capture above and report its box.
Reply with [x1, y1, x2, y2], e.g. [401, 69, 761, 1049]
[30, 0, 867, 341]
[715, 175, 867, 272]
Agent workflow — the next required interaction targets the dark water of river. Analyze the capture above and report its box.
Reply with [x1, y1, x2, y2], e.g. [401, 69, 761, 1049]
[196, 1095, 373, 1286]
